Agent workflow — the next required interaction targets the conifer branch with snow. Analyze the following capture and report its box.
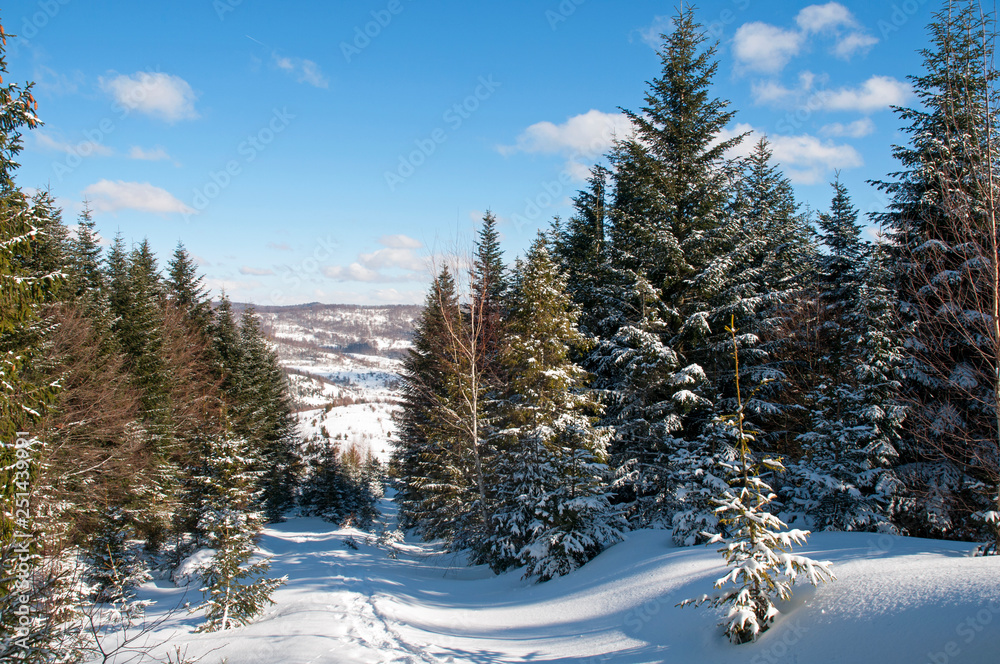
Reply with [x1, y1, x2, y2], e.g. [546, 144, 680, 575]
[680, 317, 834, 644]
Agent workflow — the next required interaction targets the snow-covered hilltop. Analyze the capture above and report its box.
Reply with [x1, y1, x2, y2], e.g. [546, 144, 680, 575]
[245, 302, 419, 461]
[249, 302, 420, 361]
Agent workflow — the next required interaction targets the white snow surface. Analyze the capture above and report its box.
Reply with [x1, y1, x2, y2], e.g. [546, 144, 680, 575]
[290, 355, 401, 463]
[123, 503, 1000, 664]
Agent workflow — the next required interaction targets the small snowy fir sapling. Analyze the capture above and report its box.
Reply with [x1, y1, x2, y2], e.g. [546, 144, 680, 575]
[85, 509, 151, 605]
[680, 318, 835, 644]
[194, 433, 286, 632]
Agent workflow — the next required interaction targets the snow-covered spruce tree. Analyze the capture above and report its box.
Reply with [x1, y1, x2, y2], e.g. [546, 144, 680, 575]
[299, 436, 349, 523]
[485, 234, 625, 580]
[0, 39, 91, 660]
[680, 319, 834, 644]
[425, 215, 512, 556]
[391, 245, 499, 554]
[669, 138, 815, 546]
[85, 509, 150, 605]
[166, 241, 212, 334]
[552, 165, 613, 338]
[784, 181, 903, 532]
[66, 204, 104, 300]
[585, 5, 745, 530]
[682, 138, 815, 448]
[871, 0, 1000, 544]
[194, 430, 285, 632]
[390, 267, 476, 542]
[232, 307, 302, 522]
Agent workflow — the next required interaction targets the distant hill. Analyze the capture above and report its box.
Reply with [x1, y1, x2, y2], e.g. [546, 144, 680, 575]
[235, 302, 422, 361]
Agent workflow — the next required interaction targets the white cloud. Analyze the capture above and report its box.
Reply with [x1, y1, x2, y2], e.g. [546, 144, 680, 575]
[716, 122, 863, 185]
[358, 247, 427, 272]
[795, 3, 877, 59]
[323, 263, 383, 282]
[820, 76, 910, 112]
[273, 53, 329, 89]
[820, 117, 876, 138]
[500, 110, 633, 159]
[204, 277, 263, 297]
[240, 266, 275, 276]
[732, 22, 804, 74]
[833, 31, 879, 59]
[100, 72, 198, 123]
[321, 235, 428, 283]
[267, 242, 292, 251]
[35, 132, 114, 157]
[634, 15, 672, 50]
[128, 146, 172, 162]
[751, 71, 824, 106]
[735, 4, 876, 73]
[371, 288, 426, 304]
[378, 234, 422, 249]
[795, 2, 856, 33]
[83, 180, 195, 215]
[752, 74, 908, 114]
[769, 133, 863, 184]
[33, 65, 84, 96]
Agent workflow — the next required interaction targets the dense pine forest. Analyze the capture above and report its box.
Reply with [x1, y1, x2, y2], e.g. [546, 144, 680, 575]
[390, 0, 1000, 638]
[3, 0, 1000, 659]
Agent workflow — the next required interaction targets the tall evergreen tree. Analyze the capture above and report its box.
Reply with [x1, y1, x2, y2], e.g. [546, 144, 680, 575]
[871, 0, 1000, 542]
[390, 267, 475, 542]
[0, 31, 86, 661]
[67, 204, 103, 299]
[609, 4, 744, 306]
[485, 235, 624, 579]
[166, 241, 211, 332]
[784, 182, 903, 532]
[583, 5, 747, 532]
[233, 307, 301, 522]
[553, 165, 612, 337]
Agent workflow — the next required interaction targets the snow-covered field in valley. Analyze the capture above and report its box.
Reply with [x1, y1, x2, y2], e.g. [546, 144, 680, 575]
[128, 507, 1000, 664]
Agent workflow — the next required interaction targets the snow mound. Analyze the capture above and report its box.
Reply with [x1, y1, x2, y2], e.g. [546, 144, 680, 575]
[125, 514, 1000, 664]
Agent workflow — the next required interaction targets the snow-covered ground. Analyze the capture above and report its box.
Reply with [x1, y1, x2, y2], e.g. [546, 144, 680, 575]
[287, 352, 402, 462]
[125, 497, 1000, 664]
[135, 307, 997, 662]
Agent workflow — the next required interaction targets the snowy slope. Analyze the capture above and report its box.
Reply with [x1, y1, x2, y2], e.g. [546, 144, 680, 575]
[248, 301, 409, 463]
[125, 502, 1000, 664]
[289, 353, 402, 463]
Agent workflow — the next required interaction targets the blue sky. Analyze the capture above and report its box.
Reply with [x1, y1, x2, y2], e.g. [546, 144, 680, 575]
[7, 0, 934, 305]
